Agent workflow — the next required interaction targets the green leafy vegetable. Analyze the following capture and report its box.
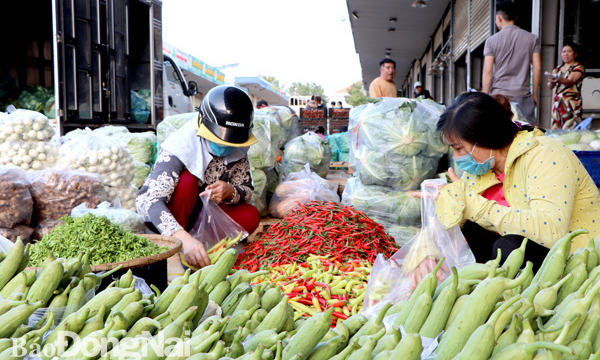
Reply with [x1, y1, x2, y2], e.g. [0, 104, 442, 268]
[283, 132, 332, 178]
[157, 112, 198, 147]
[248, 107, 282, 170]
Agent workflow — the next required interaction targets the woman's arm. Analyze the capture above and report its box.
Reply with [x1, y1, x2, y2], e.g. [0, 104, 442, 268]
[225, 157, 254, 205]
[436, 144, 578, 248]
[556, 64, 584, 87]
[136, 150, 185, 236]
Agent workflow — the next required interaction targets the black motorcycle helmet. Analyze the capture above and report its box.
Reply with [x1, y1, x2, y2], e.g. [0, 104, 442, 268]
[196, 85, 257, 147]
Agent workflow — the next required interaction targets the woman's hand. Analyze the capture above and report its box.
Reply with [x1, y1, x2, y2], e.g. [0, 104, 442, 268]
[412, 168, 460, 199]
[174, 229, 210, 268]
[200, 181, 235, 203]
[410, 257, 448, 288]
[547, 76, 557, 89]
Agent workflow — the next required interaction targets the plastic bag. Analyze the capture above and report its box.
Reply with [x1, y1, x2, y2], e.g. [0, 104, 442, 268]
[269, 164, 339, 218]
[0, 225, 34, 243]
[327, 134, 340, 162]
[32, 219, 63, 240]
[0, 107, 55, 142]
[247, 107, 282, 170]
[0, 235, 13, 253]
[92, 125, 129, 137]
[0, 139, 59, 171]
[71, 200, 145, 234]
[272, 105, 301, 145]
[132, 161, 152, 189]
[103, 184, 138, 211]
[57, 129, 135, 188]
[27, 170, 105, 222]
[361, 179, 475, 316]
[113, 132, 157, 165]
[0, 165, 33, 228]
[249, 168, 268, 216]
[157, 112, 198, 147]
[282, 132, 332, 178]
[190, 192, 250, 251]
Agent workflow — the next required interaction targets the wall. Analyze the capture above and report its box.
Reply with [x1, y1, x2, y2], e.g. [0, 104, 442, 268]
[539, 0, 559, 128]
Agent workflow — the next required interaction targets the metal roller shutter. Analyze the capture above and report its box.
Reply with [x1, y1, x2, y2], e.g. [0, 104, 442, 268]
[470, 0, 491, 50]
[453, 0, 469, 61]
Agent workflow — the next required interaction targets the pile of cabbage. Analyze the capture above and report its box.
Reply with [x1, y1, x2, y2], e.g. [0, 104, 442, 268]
[546, 129, 600, 151]
[0, 108, 58, 171]
[270, 105, 301, 146]
[282, 132, 332, 178]
[327, 132, 350, 162]
[157, 112, 198, 148]
[343, 97, 447, 245]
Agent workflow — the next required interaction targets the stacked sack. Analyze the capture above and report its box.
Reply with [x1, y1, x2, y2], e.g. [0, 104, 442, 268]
[282, 131, 332, 179]
[343, 98, 447, 245]
[327, 131, 350, 162]
[0, 166, 34, 242]
[247, 107, 283, 216]
[57, 130, 137, 210]
[270, 105, 301, 146]
[0, 108, 58, 171]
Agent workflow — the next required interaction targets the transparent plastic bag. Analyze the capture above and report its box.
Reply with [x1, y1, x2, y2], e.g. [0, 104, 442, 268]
[282, 132, 332, 178]
[0, 225, 34, 243]
[361, 179, 475, 316]
[157, 112, 198, 147]
[57, 129, 135, 187]
[33, 219, 63, 241]
[103, 184, 138, 211]
[269, 164, 339, 218]
[0, 107, 55, 142]
[113, 132, 157, 165]
[272, 105, 301, 145]
[132, 161, 152, 189]
[0, 139, 59, 171]
[327, 134, 340, 162]
[249, 168, 268, 216]
[71, 200, 145, 234]
[248, 107, 282, 171]
[92, 125, 129, 137]
[0, 165, 33, 228]
[190, 191, 250, 251]
[0, 235, 13, 253]
[27, 170, 105, 222]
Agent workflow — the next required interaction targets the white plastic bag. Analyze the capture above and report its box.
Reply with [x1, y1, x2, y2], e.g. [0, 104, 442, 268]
[57, 129, 135, 188]
[282, 132, 332, 178]
[0, 165, 33, 228]
[103, 184, 138, 211]
[247, 107, 282, 171]
[0, 225, 34, 243]
[0, 139, 59, 171]
[362, 179, 475, 315]
[269, 164, 339, 218]
[71, 200, 145, 234]
[27, 170, 105, 222]
[0, 107, 55, 142]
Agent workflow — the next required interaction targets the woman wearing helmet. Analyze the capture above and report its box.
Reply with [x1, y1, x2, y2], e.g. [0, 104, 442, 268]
[137, 85, 260, 268]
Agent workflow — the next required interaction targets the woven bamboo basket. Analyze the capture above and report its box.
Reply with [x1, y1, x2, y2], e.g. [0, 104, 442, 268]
[90, 234, 182, 272]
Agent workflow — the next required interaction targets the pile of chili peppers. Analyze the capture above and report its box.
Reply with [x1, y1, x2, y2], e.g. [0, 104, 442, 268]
[252, 256, 371, 323]
[237, 201, 399, 270]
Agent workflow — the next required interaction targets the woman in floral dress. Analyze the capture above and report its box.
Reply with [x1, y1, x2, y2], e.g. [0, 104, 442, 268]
[549, 43, 585, 129]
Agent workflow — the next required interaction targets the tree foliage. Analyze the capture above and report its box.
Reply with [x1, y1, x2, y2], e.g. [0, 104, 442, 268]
[260, 75, 282, 89]
[287, 82, 328, 103]
[346, 82, 370, 107]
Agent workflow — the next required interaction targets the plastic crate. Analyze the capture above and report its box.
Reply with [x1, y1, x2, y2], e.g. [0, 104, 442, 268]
[574, 150, 600, 187]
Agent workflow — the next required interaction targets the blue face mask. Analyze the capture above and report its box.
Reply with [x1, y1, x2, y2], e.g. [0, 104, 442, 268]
[454, 143, 495, 175]
[209, 142, 235, 157]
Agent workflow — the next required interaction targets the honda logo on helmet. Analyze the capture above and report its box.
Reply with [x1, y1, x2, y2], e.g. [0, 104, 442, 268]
[225, 121, 244, 127]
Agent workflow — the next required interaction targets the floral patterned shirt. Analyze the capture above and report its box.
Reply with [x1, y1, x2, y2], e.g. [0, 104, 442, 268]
[136, 150, 253, 236]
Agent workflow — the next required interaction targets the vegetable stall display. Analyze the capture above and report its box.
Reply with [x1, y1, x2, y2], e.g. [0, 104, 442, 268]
[282, 132, 332, 178]
[237, 201, 399, 270]
[547, 129, 600, 151]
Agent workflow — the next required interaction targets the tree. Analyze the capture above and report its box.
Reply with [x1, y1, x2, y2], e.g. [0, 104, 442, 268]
[346, 82, 369, 107]
[287, 82, 328, 103]
[260, 75, 282, 90]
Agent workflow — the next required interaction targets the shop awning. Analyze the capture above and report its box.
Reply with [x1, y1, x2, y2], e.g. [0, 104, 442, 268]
[346, 0, 450, 85]
[234, 77, 289, 106]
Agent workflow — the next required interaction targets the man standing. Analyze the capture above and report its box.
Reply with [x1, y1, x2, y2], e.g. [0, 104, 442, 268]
[482, 1, 541, 124]
[369, 58, 397, 98]
[413, 82, 432, 99]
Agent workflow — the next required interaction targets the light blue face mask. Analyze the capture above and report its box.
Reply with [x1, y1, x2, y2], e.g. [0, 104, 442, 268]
[454, 143, 495, 175]
[209, 142, 235, 157]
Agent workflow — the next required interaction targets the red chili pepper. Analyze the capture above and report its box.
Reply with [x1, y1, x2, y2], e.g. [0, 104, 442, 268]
[314, 282, 331, 292]
[332, 312, 349, 320]
[297, 298, 313, 306]
[329, 300, 345, 308]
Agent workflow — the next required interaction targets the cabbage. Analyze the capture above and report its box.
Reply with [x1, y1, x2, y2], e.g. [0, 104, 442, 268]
[568, 143, 594, 151]
[93, 125, 129, 137]
[272, 106, 301, 145]
[358, 151, 439, 191]
[342, 177, 421, 228]
[335, 132, 350, 154]
[249, 168, 268, 216]
[265, 167, 281, 195]
[327, 134, 340, 162]
[132, 160, 152, 188]
[578, 130, 598, 144]
[247, 108, 282, 170]
[157, 112, 198, 147]
[114, 132, 156, 165]
[283, 132, 332, 178]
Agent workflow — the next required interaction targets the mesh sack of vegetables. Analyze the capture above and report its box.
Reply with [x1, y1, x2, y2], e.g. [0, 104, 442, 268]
[269, 164, 339, 218]
[327, 133, 340, 162]
[342, 177, 421, 231]
[57, 129, 135, 188]
[335, 131, 351, 154]
[0, 139, 58, 171]
[357, 150, 439, 191]
[247, 107, 282, 170]
[249, 167, 268, 216]
[0, 107, 55, 142]
[272, 105, 301, 145]
[0, 165, 33, 228]
[157, 112, 198, 147]
[282, 132, 332, 178]
[0, 225, 34, 243]
[113, 131, 157, 165]
[71, 200, 145, 234]
[132, 160, 152, 189]
[104, 184, 138, 211]
[27, 170, 105, 223]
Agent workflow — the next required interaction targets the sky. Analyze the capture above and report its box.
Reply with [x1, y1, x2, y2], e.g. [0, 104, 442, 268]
[162, 0, 363, 94]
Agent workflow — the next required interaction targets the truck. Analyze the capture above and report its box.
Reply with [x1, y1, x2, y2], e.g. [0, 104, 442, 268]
[0, 0, 197, 135]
